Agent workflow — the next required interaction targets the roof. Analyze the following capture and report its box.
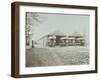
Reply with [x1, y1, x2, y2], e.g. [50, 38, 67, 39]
[48, 36, 56, 39]
[37, 30, 66, 41]
[48, 30, 66, 36]
[69, 32, 84, 37]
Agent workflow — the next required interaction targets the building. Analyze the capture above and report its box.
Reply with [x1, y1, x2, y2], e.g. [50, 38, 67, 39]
[68, 32, 85, 46]
[35, 31, 85, 47]
[36, 31, 66, 47]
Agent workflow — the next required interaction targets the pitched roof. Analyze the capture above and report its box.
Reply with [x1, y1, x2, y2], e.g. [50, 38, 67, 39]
[69, 32, 84, 37]
[49, 30, 66, 36]
[37, 30, 66, 41]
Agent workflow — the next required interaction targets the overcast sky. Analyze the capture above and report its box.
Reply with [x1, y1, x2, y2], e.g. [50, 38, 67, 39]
[27, 12, 90, 45]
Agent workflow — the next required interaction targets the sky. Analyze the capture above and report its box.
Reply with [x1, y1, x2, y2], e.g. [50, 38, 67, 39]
[26, 12, 90, 45]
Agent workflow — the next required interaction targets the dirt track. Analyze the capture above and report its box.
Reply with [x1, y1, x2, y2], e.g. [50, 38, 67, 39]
[26, 47, 89, 67]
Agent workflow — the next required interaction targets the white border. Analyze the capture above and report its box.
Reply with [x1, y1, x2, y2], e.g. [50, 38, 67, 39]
[19, 6, 95, 74]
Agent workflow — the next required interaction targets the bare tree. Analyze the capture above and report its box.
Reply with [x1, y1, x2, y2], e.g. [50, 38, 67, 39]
[26, 12, 41, 46]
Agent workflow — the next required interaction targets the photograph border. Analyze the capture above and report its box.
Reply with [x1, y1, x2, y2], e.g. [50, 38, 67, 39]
[11, 2, 98, 78]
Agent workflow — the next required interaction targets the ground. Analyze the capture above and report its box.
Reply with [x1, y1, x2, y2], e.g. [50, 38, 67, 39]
[26, 46, 89, 67]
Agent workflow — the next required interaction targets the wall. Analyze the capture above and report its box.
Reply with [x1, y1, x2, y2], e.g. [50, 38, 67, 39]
[0, 0, 100, 80]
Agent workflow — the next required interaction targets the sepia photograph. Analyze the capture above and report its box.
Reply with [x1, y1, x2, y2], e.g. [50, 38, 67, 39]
[25, 12, 90, 67]
[11, 2, 97, 77]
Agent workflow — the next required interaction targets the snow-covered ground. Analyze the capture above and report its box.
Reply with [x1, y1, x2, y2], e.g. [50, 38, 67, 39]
[26, 46, 89, 67]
